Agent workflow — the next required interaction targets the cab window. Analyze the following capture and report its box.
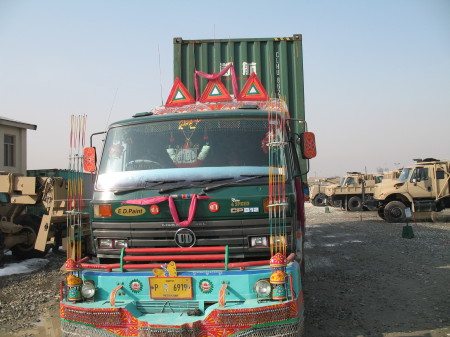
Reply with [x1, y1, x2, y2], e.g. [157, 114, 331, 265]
[345, 177, 355, 185]
[436, 170, 445, 179]
[411, 167, 428, 182]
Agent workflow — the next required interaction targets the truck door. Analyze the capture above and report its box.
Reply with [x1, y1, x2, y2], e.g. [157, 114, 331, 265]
[435, 164, 450, 199]
[408, 166, 433, 198]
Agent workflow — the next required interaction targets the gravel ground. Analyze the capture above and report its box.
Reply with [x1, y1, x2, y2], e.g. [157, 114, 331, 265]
[303, 204, 450, 337]
[0, 204, 449, 337]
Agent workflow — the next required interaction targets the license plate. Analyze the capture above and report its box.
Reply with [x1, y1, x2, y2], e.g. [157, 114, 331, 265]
[149, 277, 193, 299]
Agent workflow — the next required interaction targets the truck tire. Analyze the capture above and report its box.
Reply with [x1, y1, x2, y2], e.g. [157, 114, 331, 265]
[383, 201, 406, 223]
[347, 196, 363, 212]
[312, 193, 326, 206]
[11, 215, 49, 259]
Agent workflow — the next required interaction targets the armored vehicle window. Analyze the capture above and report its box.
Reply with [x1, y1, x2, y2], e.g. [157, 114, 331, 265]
[410, 167, 428, 182]
[345, 177, 355, 185]
[436, 170, 445, 179]
[398, 168, 412, 182]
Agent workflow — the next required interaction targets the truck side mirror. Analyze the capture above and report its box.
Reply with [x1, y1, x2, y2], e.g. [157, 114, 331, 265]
[83, 147, 97, 172]
[298, 132, 317, 159]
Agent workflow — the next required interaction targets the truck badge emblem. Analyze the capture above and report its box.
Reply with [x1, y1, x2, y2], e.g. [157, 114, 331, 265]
[174, 228, 196, 248]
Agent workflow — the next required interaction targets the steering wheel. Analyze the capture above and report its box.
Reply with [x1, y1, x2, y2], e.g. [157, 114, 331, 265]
[125, 159, 162, 171]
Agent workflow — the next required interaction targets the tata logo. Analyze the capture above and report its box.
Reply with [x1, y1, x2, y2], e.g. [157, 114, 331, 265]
[174, 228, 196, 248]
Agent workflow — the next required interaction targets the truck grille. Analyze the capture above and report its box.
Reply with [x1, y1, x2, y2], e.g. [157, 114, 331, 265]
[92, 218, 293, 260]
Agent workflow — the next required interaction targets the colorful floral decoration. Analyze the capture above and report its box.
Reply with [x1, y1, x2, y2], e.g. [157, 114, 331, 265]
[272, 284, 287, 301]
[270, 252, 288, 273]
[65, 259, 82, 302]
[199, 278, 214, 294]
[129, 279, 143, 294]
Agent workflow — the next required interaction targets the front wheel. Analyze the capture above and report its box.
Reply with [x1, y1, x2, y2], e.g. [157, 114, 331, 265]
[384, 201, 406, 223]
[11, 215, 49, 259]
[347, 196, 363, 212]
[312, 193, 327, 206]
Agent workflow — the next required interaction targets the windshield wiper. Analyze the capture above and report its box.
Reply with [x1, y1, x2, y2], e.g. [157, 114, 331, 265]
[200, 174, 269, 194]
[158, 177, 234, 194]
[114, 180, 185, 195]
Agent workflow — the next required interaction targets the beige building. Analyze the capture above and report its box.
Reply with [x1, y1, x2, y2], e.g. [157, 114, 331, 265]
[0, 117, 37, 175]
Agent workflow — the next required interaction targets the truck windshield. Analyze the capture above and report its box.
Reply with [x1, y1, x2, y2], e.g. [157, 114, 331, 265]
[398, 168, 412, 182]
[344, 177, 355, 185]
[97, 117, 284, 190]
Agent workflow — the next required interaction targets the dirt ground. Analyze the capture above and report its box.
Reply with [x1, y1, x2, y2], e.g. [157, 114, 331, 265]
[303, 204, 450, 337]
[0, 204, 449, 337]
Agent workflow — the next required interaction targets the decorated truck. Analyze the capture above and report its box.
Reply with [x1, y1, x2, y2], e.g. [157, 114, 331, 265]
[59, 35, 316, 337]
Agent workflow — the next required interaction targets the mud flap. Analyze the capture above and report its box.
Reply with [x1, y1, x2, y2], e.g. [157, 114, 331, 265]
[35, 214, 52, 251]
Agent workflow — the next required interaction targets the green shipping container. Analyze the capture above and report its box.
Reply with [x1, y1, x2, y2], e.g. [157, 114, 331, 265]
[173, 34, 308, 170]
[173, 34, 304, 120]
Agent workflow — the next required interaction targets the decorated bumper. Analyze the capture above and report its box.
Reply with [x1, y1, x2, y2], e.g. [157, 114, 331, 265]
[60, 262, 303, 337]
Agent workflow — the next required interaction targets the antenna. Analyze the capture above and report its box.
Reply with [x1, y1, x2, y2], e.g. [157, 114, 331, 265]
[158, 45, 164, 106]
[105, 87, 118, 131]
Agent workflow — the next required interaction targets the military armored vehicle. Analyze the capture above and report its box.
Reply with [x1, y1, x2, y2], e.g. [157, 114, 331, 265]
[0, 170, 91, 262]
[309, 177, 339, 206]
[324, 172, 383, 211]
[373, 159, 450, 222]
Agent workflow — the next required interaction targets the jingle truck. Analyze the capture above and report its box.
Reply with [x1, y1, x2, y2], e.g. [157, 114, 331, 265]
[373, 159, 450, 222]
[60, 35, 316, 337]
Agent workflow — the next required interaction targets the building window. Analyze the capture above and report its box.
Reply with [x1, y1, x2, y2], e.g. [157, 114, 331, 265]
[4, 135, 15, 167]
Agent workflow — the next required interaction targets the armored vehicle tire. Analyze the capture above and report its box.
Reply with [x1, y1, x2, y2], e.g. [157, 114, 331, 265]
[11, 215, 49, 259]
[347, 196, 363, 212]
[312, 193, 327, 206]
[383, 201, 406, 223]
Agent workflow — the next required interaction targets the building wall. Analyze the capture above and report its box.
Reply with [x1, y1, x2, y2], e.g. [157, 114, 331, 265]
[0, 124, 27, 175]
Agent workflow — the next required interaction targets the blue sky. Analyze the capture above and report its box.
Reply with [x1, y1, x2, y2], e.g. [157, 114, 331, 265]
[1, 0, 449, 177]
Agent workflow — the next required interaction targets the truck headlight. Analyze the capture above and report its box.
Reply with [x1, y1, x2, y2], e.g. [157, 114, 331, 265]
[254, 279, 271, 298]
[114, 239, 128, 249]
[250, 236, 268, 248]
[98, 239, 128, 249]
[81, 281, 96, 299]
[98, 238, 113, 249]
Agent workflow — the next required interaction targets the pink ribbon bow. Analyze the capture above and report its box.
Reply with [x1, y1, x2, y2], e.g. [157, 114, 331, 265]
[123, 194, 211, 227]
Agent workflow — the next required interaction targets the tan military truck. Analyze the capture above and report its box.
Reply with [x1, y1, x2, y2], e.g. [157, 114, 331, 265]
[372, 159, 450, 222]
[382, 169, 402, 181]
[324, 172, 383, 211]
[309, 177, 340, 206]
[0, 171, 91, 262]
